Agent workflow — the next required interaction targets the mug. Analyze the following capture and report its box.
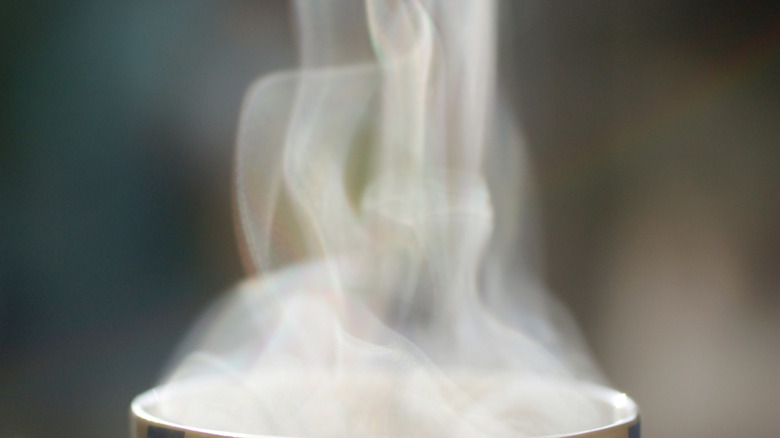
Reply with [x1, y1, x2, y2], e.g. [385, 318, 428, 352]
[131, 379, 639, 438]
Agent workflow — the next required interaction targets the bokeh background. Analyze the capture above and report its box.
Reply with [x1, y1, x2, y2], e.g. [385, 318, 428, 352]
[1, 1, 778, 437]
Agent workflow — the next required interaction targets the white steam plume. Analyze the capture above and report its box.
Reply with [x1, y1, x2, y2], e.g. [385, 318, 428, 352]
[152, 1, 614, 437]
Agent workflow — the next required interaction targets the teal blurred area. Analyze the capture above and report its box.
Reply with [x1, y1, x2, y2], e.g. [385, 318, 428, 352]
[0, 2, 292, 436]
[1, 1, 779, 437]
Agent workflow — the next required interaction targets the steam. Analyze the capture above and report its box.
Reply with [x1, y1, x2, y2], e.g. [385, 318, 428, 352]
[153, 1, 611, 436]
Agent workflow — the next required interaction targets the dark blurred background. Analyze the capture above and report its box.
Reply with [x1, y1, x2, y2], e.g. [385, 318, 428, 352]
[1, 1, 778, 437]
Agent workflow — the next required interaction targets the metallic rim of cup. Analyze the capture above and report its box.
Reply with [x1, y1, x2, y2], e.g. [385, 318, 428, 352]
[131, 381, 640, 438]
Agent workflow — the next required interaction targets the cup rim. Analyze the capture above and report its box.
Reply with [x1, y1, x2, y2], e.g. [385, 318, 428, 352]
[131, 379, 639, 438]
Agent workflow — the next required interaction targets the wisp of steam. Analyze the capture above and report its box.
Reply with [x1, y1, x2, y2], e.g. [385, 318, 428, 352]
[152, 1, 621, 437]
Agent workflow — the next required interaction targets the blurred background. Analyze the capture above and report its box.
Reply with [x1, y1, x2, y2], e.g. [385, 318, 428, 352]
[1, 1, 778, 437]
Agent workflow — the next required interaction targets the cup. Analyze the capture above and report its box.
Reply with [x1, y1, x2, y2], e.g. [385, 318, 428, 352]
[131, 379, 639, 438]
